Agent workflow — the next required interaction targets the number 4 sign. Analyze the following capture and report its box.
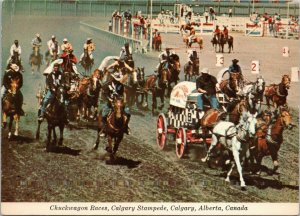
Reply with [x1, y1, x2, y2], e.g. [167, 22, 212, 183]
[251, 60, 260, 74]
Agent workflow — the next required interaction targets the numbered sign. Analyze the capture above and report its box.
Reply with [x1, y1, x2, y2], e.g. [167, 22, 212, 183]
[291, 67, 299, 82]
[251, 60, 260, 74]
[216, 54, 224, 67]
[282, 47, 290, 57]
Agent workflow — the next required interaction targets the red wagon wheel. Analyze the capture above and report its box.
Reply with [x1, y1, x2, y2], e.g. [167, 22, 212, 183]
[156, 113, 168, 150]
[175, 127, 187, 158]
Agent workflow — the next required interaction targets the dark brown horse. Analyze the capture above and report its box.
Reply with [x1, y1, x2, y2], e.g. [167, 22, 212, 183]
[80, 49, 94, 75]
[227, 97, 249, 124]
[250, 106, 295, 175]
[36, 86, 67, 152]
[179, 22, 199, 34]
[30, 45, 42, 73]
[94, 97, 129, 158]
[164, 54, 181, 97]
[2, 78, 21, 139]
[78, 69, 101, 120]
[219, 72, 242, 99]
[264, 74, 291, 109]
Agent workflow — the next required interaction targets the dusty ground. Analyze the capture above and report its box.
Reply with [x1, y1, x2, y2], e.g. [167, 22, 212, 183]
[1, 16, 299, 202]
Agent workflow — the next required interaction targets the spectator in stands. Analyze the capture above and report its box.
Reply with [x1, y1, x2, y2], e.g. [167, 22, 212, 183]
[228, 8, 232, 18]
[203, 10, 209, 23]
[209, 7, 215, 21]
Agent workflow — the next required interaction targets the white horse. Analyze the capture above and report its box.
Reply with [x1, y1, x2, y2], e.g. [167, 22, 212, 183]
[242, 76, 265, 114]
[201, 111, 258, 189]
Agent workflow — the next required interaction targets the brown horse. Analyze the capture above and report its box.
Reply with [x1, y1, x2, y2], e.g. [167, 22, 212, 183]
[227, 97, 249, 124]
[219, 72, 242, 99]
[179, 22, 199, 34]
[36, 86, 67, 151]
[250, 106, 295, 175]
[183, 32, 204, 50]
[184, 58, 199, 81]
[165, 54, 181, 97]
[94, 97, 129, 158]
[2, 78, 21, 139]
[30, 45, 42, 74]
[77, 69, 101, 120]
[264, 74, 291, 109]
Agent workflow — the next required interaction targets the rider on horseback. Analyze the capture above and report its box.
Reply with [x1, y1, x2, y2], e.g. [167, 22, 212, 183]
[9, 40, 24, 72]
[157, 48, 175, 78]
[195, 68, 220, 119]
[60, 48, 79, 76]
[60, 38, 73, 56]
[187, 48, 198, 66]
[222, 26, 229, 40]
[214, 25, 221, 40]
[38, 63, 69, 123]
[1, 64, 24, 116]
[100, 72, 131, 137]
[119, 42, 134, 68]
[79, 38, 95, 64]
[47, 35, 60, 57]
[29, 33, 43, 64]
[228, 59, 244, 86]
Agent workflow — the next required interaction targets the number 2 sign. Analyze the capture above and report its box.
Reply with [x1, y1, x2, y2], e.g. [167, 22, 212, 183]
[251, 60, 259, 74]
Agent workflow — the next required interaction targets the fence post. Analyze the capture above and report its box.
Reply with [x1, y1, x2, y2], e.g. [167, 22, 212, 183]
[104, 1, 106, 17]
[89, 1, 92, 16]
[75, 0, 77, 16]
[29, 0, 31, 16]
[60, 0, 62, 16]
[45, 0, 47, 15]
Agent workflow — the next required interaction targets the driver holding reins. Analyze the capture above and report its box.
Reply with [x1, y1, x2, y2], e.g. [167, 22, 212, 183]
[79, 38, 96, 64]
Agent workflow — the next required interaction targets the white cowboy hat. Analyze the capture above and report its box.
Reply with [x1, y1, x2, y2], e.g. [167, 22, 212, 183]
[111, 72, 123, 82]
[36, 33, 40, 37]
[10, 64, 19, 71]
[87, 38, 92, 41]
[63, 38, 68, 42]
[201, 68, 210, 74]
[51, 35, 56, 38]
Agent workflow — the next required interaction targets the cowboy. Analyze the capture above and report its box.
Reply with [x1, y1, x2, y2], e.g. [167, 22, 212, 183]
[38, 63, 68, 122]
[100, 72, 131, 136]
[157, 48, 175, 76]
[187, 48, 198, 66]
[106, 58, 133, 76]
[195, 68, 220, 119]
[9, 40, 24, 72]
[214, 25, 221, 39]
[47, 35, 60, 56]
[228, 59, 244, 87]
[223, 26, 229, 40]
[188, 28, 196, 47]
[119, 42, 133, 67]
[60, 38, 73, 56]
[61, 49, 79, 75]
[29, 33, 43, 63]
[79, 38, 96, 64]
[2, 64, 24, 116]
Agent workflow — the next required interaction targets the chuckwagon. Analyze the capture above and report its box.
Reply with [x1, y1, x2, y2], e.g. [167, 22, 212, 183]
[156, 81, 227, 158]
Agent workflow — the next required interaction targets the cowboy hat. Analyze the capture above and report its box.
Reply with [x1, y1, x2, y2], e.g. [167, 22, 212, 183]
[87, 38, 92, 41]
[51, 35, 56, 38]
[36, 33, 40, 37]
[10, 64, 19, 71]
[63, 38, 68, 42]
[200, 68, 209, 74]
[232, 59, 239, 63]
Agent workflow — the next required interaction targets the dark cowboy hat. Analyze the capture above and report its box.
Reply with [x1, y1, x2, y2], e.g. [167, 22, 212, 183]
[232, 59, 239, 63]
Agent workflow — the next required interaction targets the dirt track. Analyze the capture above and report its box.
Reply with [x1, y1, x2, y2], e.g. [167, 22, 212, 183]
[1, 16, 299, 202]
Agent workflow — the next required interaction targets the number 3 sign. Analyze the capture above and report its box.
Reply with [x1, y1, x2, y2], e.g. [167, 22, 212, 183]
[251, 60, 260, 74]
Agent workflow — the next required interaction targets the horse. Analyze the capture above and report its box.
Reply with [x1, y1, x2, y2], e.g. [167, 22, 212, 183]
[80, 49, 94, 75]
[2, 78, 22, 139]
[182, 32, 204, 50]
[264, 74, 291, 109]
[7, 51, 22, 70]
[212, 33, 234, 53]
[77, 69, 101, 120]
[45, 50, 59, 67]
[123, 68, 138, 107]
[184, 58, 199, 81]
[30, 45, 42, 74]
[250, 106, 295, 175]
[94, 97, 129, 158]
[201, 112, 258, 189]
[226, 97, 249, 124]
[219, 72, 242, 100]
[242, 76, 265, 114]
[153, 35, 162, 51]
[179, 22, 199, 34]
[36, 86, 67, 152]
[164, 54, 181, 97]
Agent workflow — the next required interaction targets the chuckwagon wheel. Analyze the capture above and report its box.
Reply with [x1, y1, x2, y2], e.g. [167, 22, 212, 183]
[156, 113, 168, 150]
[175, 127, 187, 159]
